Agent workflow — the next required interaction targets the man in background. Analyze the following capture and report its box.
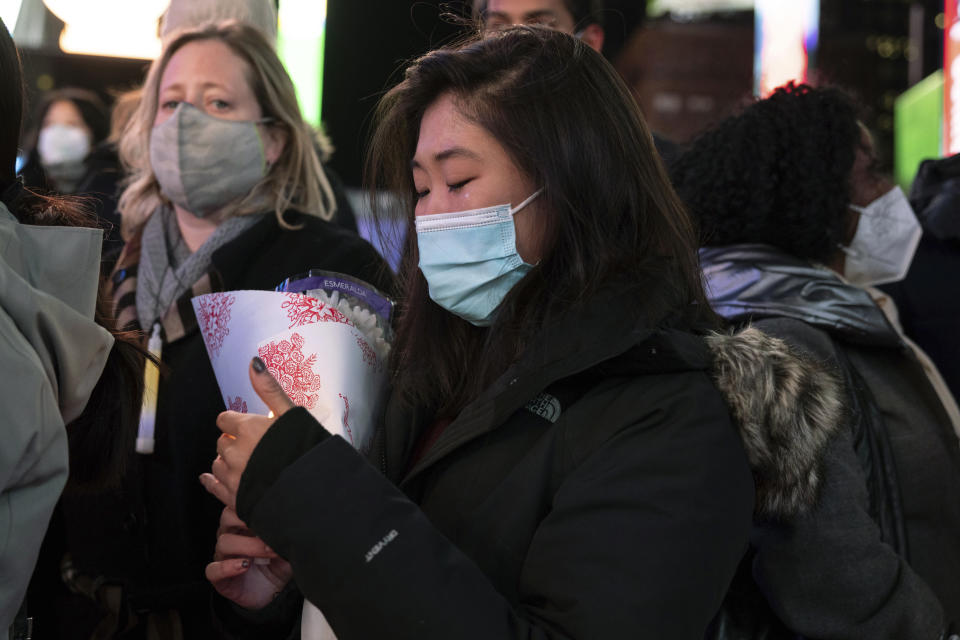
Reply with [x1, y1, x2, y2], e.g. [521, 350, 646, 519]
[472, 0, 680, 163]
[473, 0, 605, 53]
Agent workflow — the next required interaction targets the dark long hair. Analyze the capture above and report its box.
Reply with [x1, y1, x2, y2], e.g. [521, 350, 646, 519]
[1, 18, 145, 491]
[669, 82, 862, 262]
[367, 26, 713, 415]
[0, 17, 23, 190]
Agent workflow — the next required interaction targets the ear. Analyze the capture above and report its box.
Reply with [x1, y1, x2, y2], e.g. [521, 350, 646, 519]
[261, 123, 288, 166]
[579, 24, 604, 53]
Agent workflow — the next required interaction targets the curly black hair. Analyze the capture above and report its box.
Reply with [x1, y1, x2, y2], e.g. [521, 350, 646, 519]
[669, 83, 862, 262]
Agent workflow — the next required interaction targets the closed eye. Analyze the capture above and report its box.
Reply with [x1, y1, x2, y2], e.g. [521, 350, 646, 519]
[448, 179, 472, 192]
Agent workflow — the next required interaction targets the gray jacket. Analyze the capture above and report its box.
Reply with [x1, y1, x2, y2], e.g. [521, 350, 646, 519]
[0, 202, 113, 628]
[703, 243, 960, 639]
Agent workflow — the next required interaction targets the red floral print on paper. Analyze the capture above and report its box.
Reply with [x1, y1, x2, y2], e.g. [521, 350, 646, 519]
[228, 396, 248, 413]
[339, 393, 353, 445]
[196, 293, 236, 359]
[282, 294, 354, 329]
[353, 331, 378, 370]
[257, 332, 323, 409]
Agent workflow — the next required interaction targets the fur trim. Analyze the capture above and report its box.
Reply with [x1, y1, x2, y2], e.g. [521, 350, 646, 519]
[706, 327, 844, 520]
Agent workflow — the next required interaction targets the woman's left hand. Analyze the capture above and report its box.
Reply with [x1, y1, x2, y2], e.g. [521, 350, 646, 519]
[201, 357, 294, 509]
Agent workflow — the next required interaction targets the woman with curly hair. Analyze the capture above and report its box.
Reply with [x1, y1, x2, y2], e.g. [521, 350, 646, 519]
[671, 83, 960, 639]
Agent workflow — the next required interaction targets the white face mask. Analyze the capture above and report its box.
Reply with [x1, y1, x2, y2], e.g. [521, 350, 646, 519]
[37, 124, 91, 166]
[840, 186, 922, 286]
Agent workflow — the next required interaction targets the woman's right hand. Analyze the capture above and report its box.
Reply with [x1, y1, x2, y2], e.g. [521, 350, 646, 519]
[206, 505, 293, 610]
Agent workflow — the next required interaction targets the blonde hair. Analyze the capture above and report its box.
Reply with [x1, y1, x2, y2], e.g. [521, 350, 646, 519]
[107, 86, 142, 146]
[118, 21, 336, 238]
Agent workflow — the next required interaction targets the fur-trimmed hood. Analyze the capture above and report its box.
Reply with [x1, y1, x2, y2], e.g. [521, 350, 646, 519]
[705, 327, 844, 521]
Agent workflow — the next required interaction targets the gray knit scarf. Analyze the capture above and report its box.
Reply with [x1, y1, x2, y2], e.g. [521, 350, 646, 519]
[135, 207, 262, 331]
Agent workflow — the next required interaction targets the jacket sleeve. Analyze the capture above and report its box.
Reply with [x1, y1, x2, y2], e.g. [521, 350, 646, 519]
[0, 313, 69, 629]
[237, 375, 754, 639]
[210, 583, 303, 640]
[751, 317, 947, 638]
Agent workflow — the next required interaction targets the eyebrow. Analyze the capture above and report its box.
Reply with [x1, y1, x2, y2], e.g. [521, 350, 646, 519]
[411, 146, 481, 169]
[158, 81, 230, 94]
[486, 9, 560, 21]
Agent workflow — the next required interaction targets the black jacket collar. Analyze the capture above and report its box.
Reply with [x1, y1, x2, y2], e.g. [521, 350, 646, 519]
[389, 277, 708, 485]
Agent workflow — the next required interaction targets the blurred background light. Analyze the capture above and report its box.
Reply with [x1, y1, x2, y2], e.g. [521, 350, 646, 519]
[41, 0, 166, 59]
[277, 0, 327, 128]
[1, 0, 23, 31]
[648, 0, 752, 18]
[754, 0, 819, 96]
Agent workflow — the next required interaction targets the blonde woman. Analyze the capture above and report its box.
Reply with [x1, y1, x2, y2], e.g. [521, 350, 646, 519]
[55, 22, 391, 637]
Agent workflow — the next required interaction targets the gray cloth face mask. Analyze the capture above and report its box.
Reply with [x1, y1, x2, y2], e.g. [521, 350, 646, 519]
[149, 102, 270, 218]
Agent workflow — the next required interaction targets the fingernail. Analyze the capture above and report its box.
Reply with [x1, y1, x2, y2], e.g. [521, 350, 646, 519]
[264, 544, 273, 554]
[241, 559, 250, 568]
[252, 357, 266, 373]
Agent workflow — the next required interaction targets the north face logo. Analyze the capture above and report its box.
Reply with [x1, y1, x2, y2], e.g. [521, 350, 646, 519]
[526, 393, 562, 423]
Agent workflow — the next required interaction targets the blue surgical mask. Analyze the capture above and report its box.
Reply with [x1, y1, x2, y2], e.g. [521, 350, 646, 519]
[415, 189, 542, 327]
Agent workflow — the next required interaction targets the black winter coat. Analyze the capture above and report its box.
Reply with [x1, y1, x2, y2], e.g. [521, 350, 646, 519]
[703, 243, 960, 640]
[50, 212, 392, 638]
[218, 285, 759, 639]
[881, 154, 960, 400]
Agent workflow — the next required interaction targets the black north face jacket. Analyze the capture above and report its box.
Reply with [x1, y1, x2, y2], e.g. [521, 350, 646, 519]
[217, 284, 763, 639]
[216, 276, 863, 639]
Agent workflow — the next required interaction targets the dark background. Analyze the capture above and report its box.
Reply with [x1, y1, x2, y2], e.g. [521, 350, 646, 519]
[12, 0, 947, 185]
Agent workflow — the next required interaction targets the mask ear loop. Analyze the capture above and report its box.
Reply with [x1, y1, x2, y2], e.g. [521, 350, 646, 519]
[838, 202, 869, 256]
[509, 188, 544, 216]
[509, 188, 546, 267]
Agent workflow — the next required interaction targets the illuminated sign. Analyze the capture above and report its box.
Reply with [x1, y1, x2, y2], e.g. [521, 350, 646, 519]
[1, 0, 23, 32]
[277, 0, 327, 128]
[945, 0, 960, 155]
[42, 0, 166, 59]
[754, 0, 820, 96]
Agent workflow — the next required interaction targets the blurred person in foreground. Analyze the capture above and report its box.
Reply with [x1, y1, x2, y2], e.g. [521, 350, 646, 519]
[0, 17, 145, 636]
[48, 21, 391, 638]
[671, 82, 960, 639]
[200, 27, 847, 640]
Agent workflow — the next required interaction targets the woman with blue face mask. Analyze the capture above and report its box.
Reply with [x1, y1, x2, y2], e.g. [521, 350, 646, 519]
[199, 27, 849, 640]
[671, 83, 960, 639]
[47, 22, 393, 638]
